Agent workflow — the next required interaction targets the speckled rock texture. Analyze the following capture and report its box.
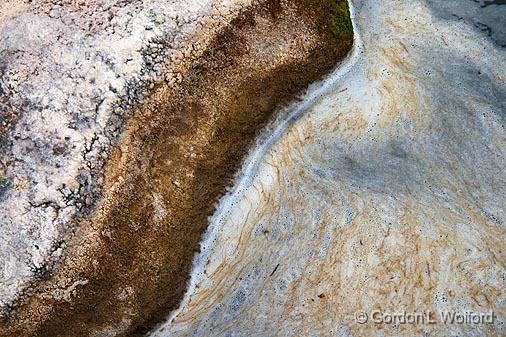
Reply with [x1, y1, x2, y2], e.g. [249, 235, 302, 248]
[0, 0, 353, 336]
[152, 0, 506, 336]
[0, 0, 253, 317]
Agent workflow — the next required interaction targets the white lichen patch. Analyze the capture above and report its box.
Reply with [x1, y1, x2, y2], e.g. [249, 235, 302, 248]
[152, 192, 168, 226]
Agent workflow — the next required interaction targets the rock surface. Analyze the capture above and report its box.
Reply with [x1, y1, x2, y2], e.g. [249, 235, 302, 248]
[0, 0, 352, 336]
[2, 0, 504, 336]
[0, 0, 248, 317]
[152, 0, 506, 336]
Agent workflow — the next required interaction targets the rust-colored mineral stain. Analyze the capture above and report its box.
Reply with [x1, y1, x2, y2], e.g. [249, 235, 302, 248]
[0, 1, 353, 336]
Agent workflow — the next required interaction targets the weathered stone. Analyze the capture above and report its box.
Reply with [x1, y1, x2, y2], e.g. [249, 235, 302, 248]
[152, 1, 506, 336]
[0, 0, 353, 336]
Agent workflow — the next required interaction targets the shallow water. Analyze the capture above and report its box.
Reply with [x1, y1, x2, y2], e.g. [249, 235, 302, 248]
[152, 0, 506, 336]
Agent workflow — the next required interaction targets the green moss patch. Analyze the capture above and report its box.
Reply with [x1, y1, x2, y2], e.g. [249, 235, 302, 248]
[327, 0, 354, 42]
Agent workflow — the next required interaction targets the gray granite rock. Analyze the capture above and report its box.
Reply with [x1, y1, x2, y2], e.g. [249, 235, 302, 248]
[0, 0, 252, 317]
